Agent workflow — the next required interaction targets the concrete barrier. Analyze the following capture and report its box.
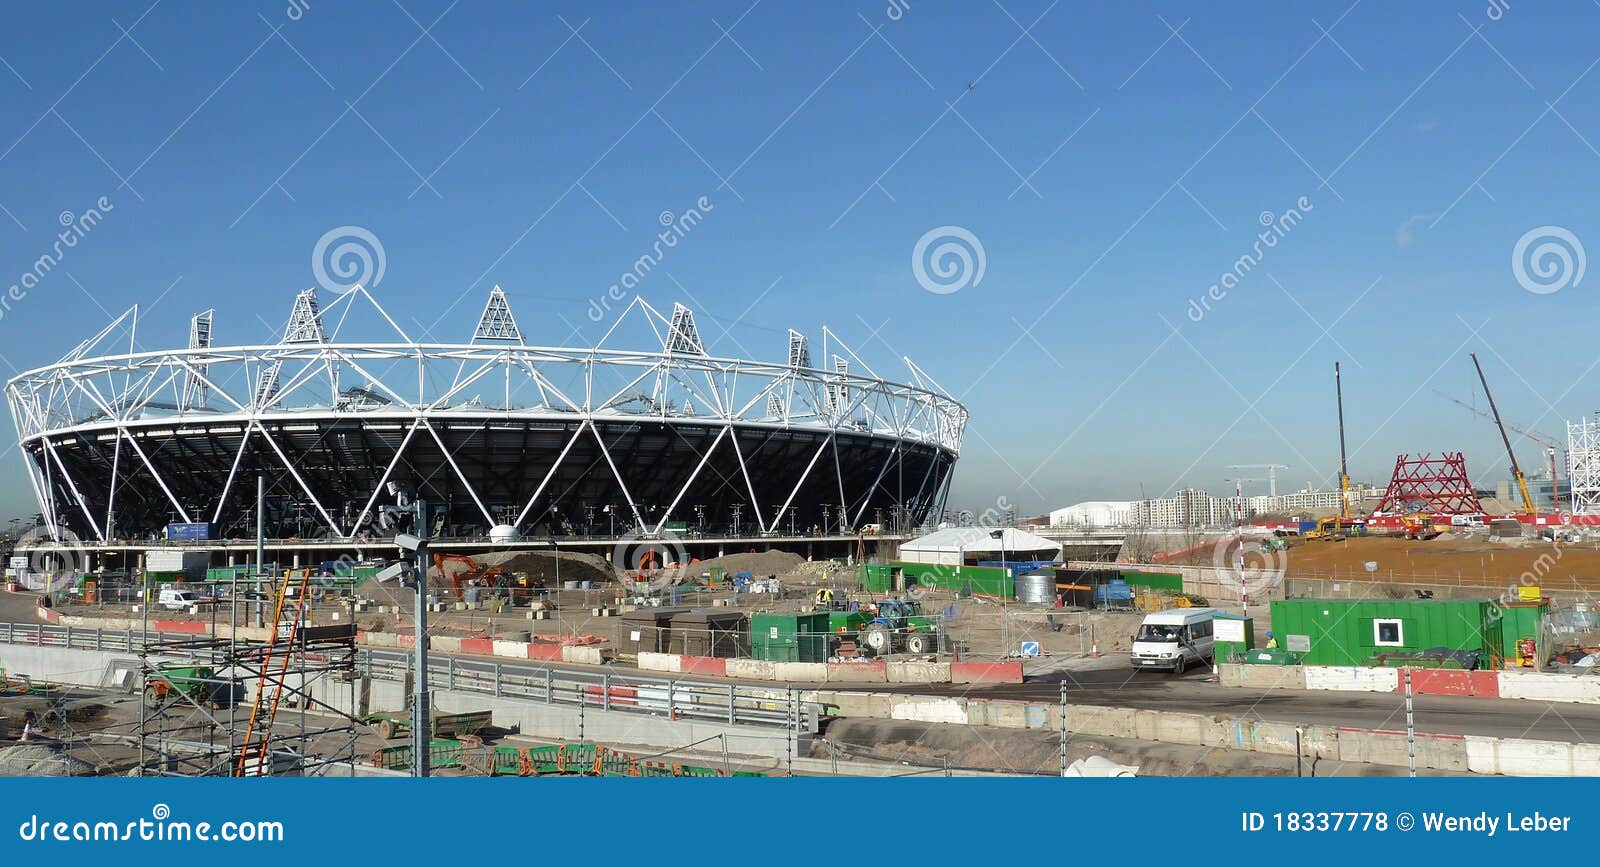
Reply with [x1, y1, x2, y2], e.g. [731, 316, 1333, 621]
[365, 631, 398, 648]
[526, 643, 564, 661]
[1220, 664, 1307, 690]
[827, 661, 886, 683]
[1133, 709, 1208, 745]
[1407, 669, 1499, 698]
[987, 700, 1052, 730]
[1303, 665, 1397, 692]
[36, 607, 60, 625]
[561, 645, 606, 666]
[493, 640, 531, 659]
[774, 662, 828, 682]
[151, 620, 208, 634]
[1497, 670, 1600, 704]
[1065, 704, 1136, 738]
[637, 652, 682, 673]
[818, 690, 892, 718]
[1466, 735, 1577, 776]
[950, 661, 1024, 684]
[1338, 728, 1468, 772]
[458, 638, 494, 656]
[888, 695, 967, 724]
[886, 661, 951, 683]
[725, 658, 777, 680]
[430, 635, 462, 654]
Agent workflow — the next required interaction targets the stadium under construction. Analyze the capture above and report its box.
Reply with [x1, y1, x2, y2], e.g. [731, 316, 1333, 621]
[5, 287, 967, 570]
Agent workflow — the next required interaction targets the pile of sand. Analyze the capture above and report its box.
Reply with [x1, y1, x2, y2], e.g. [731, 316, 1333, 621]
[444, 549, 614, 586]
[693, 549, 806, 577]
[0, 743, 93, 776]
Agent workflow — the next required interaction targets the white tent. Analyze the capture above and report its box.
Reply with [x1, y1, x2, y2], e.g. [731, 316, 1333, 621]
[897, 526, 1063, 567]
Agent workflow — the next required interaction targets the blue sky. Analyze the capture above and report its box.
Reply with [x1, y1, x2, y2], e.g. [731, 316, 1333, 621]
[1, 1, 1597, 521]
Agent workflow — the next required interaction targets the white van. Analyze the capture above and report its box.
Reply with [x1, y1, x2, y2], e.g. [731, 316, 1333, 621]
[157, 588, 205, 610]
[1131, 608, 1217, 672]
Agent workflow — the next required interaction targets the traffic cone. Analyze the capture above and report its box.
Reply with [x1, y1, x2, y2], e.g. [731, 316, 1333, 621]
[1206, 663, 1219, 683]
[1089, 643, 1099, 659]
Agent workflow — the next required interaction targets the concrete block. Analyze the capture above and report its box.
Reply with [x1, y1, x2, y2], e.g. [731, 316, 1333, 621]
[725, 658, 777, 680]
[430, 635, 462, 654]
[637, 652, 682, 673]
[493, 640, 530, 659]
[988, 699, 1052, 730]
[1065, 704, 1135, 738]
[561, 645, 606, 666]
[886, 661, 951, 683]
[950, 661, 1024, 684]
[1407, 669, 1500, 698]
[774, 662, 828, 682]
[458, 638, 494, 656]
[1497, 670, 1600, 704]
[1232, 664, 1306, 690]
[823, 691, 893, 719]
[1132, 709, 1208, 745]
[1338, 728, 1468, 772]
[526, 643, 564, 661]
[888, 695, 967, 724]
[826, 661, 887, 683]
[365, 631, 397, 648]
[1303, 665, 1396, 692]
[1467, 736, 1575, 776]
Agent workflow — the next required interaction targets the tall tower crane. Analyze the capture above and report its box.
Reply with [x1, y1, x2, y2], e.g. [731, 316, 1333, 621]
[1432, 384, 1563, 516]
[1225, 464, 1289, 497]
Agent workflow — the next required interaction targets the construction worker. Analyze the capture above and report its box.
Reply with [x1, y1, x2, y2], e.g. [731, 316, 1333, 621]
[1265, 631, 1279, 650]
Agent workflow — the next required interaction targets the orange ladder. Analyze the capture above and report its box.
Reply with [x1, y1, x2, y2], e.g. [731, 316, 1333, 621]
[235, 570, 311, 776]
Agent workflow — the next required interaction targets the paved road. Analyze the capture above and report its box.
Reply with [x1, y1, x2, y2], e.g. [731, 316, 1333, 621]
[904, 660, 1600, 742]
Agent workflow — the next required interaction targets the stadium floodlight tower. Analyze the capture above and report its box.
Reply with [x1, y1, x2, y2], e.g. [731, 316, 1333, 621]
[5, 287, 967, 550]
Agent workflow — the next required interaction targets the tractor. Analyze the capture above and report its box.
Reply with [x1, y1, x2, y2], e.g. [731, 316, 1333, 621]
[856, 599, 939, 657]
[143, 664, 236, 710]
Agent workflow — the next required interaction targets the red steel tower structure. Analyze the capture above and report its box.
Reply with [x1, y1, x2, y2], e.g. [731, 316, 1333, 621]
[1373, 452, 1484, 515]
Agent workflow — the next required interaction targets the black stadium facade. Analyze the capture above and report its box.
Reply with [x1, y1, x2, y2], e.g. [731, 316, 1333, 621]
[6, 288, 966, 543]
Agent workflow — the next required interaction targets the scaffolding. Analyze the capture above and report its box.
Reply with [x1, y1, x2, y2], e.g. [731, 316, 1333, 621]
[136, 569, 360, 776]
[1567, 416, 1600, 514]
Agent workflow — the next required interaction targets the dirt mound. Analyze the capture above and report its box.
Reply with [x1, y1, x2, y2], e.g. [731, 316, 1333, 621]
[443, 549, 614, 586]
[693, 550, 805, 577]
[0, 743, 94, 776]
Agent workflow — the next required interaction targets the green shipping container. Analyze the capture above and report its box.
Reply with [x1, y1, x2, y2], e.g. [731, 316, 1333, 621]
[1120, 571, 1184, 593]
[1268, 598, 1504, 668]
[860, 561, 1012, 598]
[750, 612, 830, 662]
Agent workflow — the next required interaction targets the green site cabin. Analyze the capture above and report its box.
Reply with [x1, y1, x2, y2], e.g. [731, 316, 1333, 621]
[859, 561, 1014, 598]
[1268, 598, 1547, 668]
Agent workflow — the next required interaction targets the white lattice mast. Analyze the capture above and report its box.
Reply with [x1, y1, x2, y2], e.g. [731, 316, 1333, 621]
[473, 285, 523, 342]
[787, 329, 811, 368]
[666, 302, 705, 355]
[1568, 415, 1600, 514]
[827, 356, 849, 418]
[256, 290, 328, 408]
[180, 309, 213, 412]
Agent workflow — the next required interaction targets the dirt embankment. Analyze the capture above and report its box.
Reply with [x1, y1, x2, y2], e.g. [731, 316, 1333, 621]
[1285, 535, 1600, 589]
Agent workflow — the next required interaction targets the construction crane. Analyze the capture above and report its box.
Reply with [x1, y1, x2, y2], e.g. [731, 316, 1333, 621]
[1469, 352, 1536, 515]
[1431, 386, 1563, 516]
[1225, 464, 1289, 497]
[1309, 363, 1354, 541]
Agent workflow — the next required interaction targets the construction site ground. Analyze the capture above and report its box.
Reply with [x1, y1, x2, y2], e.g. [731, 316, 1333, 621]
[1280, 534, 1600, 591]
